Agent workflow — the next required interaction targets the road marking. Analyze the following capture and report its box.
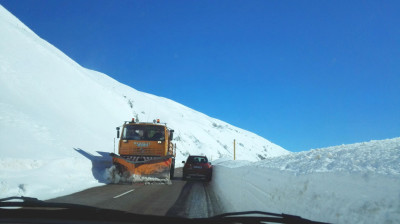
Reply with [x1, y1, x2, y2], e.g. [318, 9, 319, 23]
[113, 189, 135, 199]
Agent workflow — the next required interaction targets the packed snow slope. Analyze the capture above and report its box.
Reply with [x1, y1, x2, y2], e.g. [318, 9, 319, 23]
[212, 137, 400, 223]
[0, 5, 288, 199]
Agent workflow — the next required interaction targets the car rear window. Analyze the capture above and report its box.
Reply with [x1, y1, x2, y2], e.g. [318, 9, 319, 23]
[187, 156, 208, 163]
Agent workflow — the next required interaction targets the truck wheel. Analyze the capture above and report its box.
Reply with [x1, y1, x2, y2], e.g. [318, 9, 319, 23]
[170, 166, 175, 179]
[170, 159, 175, 179]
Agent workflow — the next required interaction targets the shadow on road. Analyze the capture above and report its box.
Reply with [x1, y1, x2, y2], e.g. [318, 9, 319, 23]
[74, 148, 113, 184]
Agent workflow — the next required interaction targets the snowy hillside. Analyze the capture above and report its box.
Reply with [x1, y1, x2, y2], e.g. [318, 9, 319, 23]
[212, 137, 400, 223]
[0, 5, 287, 199]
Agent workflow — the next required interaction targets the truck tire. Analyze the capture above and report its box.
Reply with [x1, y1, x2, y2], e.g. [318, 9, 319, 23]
[170, 166, 175, 179]
[170, 159, 175, 179]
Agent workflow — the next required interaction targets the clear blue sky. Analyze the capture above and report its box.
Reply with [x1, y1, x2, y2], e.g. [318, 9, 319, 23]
[1, 0, 399, 152]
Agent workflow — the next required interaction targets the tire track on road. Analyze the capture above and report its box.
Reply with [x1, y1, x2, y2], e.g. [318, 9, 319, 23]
[48, 168, 223, 218]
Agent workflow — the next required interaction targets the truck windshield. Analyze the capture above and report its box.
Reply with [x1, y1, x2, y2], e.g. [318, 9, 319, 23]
[122, 125, 165, 141]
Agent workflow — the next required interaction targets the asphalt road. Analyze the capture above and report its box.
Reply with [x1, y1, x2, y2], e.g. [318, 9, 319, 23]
[47, 168, 224, 218]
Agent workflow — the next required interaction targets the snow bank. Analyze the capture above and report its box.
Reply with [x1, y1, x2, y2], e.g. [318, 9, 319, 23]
[257, 137, 400, 176]
[211, 137, 400, 223]
[0, 156, 111, 200]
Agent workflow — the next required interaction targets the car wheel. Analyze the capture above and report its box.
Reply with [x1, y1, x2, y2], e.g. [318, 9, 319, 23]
[182, 172, 186, 181]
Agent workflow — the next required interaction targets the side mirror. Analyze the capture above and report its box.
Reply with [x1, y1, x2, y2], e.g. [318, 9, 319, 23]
[182, 161, 185, 164]
[209, 162, 212, 165]
[116, 127, 120, 138]
[170, 130, 174, 140]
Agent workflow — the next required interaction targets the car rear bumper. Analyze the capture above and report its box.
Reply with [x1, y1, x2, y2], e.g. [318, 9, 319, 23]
[183, 169, 212, 180]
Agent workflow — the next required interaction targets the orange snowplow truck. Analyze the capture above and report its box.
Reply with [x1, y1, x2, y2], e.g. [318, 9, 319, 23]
[110, 118, 176, 179]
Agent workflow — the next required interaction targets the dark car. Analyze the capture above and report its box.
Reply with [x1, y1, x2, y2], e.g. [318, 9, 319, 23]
[182, 155, 212, 181]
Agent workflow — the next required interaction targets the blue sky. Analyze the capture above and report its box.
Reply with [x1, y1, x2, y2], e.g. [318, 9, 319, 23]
[1, 0, 399, 152]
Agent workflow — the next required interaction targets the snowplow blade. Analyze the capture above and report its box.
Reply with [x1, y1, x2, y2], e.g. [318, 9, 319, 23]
[110, 153, 173, 179]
